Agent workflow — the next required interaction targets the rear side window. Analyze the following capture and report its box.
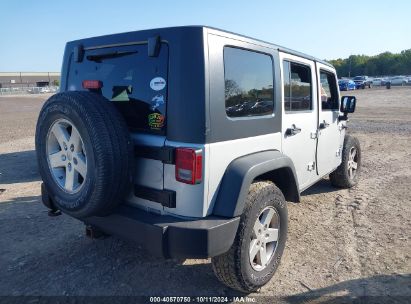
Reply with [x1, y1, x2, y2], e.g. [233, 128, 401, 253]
[283, 61, 312, 112]
[224, 47, 274, 118]
[320, 70, 339, 111]
[67, 43, 168, 134]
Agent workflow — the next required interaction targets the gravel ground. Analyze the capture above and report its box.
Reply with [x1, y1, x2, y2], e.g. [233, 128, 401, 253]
[0, 88, 410, 301]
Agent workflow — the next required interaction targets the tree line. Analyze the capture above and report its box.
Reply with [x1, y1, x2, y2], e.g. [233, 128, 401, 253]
[328, 49, 411, 77]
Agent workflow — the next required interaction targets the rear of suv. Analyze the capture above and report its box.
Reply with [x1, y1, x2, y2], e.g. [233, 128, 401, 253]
[36, 26, 361, 292]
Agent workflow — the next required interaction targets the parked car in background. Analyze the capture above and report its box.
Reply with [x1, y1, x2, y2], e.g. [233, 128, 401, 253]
[338, 79, 356, 91]
[353, 75, 372, 89]
[389, 76, 408, 86]
[39, 87, 51, 93]
[372, 78, 383, 86]
[49, 87, 59, 93]
[381, 78, 391, 86]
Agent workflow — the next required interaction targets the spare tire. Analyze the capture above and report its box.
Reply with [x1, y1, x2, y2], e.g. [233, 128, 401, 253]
[35, 91, 133, 218]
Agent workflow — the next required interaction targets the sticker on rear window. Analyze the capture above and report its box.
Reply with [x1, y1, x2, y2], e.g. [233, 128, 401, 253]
[148, 113, 165, 129]
[150, 94, 165, 110]
[150, 77, 166, 91]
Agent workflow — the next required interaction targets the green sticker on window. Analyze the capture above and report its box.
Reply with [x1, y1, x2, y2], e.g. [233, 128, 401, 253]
[148, 113, 165, 129]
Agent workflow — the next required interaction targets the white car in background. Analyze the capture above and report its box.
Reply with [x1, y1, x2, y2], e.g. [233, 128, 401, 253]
[389, 76, 408, 86]
[39, 87, 51, 93]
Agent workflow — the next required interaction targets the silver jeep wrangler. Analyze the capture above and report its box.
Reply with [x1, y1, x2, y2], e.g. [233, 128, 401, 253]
[36, 26, 361, 292]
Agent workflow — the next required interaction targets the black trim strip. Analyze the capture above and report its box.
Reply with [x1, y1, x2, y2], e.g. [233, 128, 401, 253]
[134, 185, 176, 208]
[134, 146, 175, 164]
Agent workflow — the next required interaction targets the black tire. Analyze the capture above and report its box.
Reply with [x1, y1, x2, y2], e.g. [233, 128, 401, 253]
[35, 91, 133, 218]
[211, 181, 288, 292]
[329, 135, 361, 188]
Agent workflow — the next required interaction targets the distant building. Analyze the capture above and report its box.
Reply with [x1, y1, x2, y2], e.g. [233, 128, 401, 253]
[0, 72, 60, 88]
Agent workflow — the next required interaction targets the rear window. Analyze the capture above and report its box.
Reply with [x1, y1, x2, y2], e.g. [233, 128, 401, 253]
[67, 43, 168, 134]
[223, 47, 274, 118]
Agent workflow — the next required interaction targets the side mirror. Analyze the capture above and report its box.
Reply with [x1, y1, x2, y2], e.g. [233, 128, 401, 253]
[340, 96, 356, 113]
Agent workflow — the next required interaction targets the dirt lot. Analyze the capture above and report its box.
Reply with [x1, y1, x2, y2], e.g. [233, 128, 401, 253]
[0, 88, 410, 301]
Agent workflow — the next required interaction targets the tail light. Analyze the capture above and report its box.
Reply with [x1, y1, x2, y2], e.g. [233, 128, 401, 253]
[175, 148, 202, 184]
[82, 80, 102, 89]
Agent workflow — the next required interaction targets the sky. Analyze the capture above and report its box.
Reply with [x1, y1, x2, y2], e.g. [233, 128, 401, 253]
[0, 0, 410, 72]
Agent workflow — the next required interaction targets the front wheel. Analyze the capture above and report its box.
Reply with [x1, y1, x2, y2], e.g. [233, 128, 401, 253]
[211, 181, 288, 292]
[330, 135, 361, 188]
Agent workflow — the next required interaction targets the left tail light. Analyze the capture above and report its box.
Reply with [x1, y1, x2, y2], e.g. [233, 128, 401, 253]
[175, 148, 202, 185]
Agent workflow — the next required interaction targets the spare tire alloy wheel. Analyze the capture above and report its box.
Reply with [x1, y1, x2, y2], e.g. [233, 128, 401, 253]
[36, 92, 133, 218]
[249, 206, 280, 271]
[47, 119, 87, 193]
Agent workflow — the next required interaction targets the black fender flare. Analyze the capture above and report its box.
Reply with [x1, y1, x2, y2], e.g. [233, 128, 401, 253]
[212, 150, 300, 217]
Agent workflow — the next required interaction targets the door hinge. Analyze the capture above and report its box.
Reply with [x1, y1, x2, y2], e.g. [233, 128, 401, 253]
[134, 145, 175, 164]
[310, 131, 318, 139]
[339, 124, 348, 131]
[307, 162, 315, 171]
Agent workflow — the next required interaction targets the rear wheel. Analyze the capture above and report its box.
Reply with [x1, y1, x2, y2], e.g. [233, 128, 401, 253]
[211, 181, 288, 292]
[36, 91, 133, 218]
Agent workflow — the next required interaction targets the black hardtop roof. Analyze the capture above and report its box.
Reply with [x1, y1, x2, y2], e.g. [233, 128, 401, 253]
[203, 26, 333, 68]
[68, 25, 334, 68]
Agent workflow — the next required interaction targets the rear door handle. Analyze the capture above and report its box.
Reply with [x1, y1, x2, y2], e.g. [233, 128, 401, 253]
[286, 124, 302, 136]
[319, 120, 330, 129]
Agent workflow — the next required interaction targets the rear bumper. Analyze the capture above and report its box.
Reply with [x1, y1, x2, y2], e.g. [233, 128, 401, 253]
[83, 204, 240, 259]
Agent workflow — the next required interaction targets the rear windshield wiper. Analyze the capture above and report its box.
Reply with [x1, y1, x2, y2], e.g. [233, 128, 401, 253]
[86, 50, 138, 62]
